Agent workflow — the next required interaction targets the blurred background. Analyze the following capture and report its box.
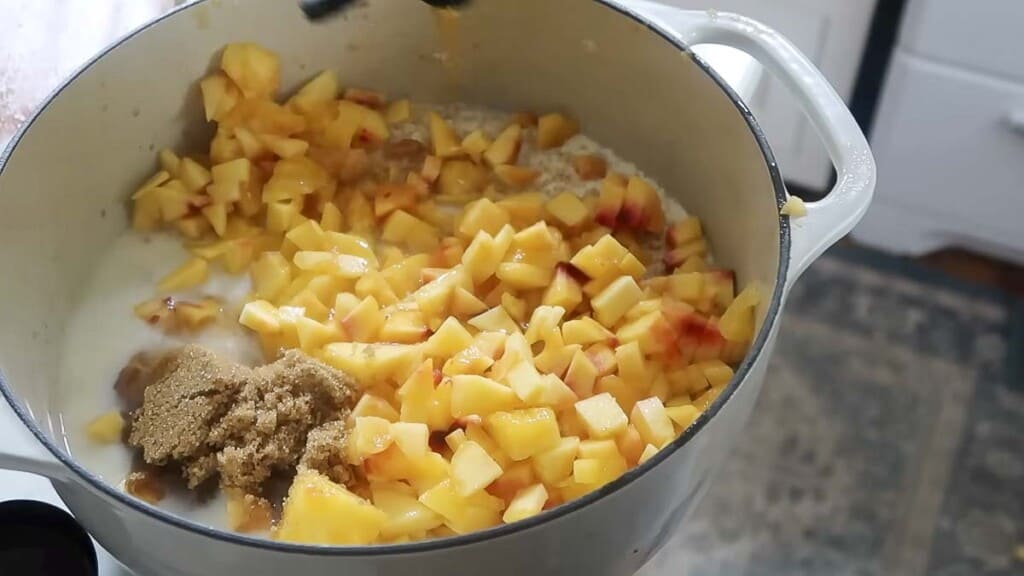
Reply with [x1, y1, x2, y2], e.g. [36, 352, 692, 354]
[0, 0, 1021, 574]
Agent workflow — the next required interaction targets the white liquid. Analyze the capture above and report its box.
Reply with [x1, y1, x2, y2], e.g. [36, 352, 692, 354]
[58, 232, 258, 530]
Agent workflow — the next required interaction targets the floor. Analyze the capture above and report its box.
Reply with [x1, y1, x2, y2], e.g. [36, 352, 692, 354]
[641, 244, 1024, 576]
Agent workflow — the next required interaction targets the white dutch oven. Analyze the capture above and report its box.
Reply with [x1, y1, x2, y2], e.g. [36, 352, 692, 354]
[0, 0, 874, 574]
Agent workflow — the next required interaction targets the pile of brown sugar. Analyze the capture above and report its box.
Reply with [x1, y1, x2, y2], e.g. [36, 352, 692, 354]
[124, 344, 358, 495]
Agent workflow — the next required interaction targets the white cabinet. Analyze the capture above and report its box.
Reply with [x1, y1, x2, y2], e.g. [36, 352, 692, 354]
[851, 0, 1024, 264]
[645, 0, 878, 190]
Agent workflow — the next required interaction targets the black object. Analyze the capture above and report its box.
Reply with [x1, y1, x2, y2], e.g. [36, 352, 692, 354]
[849, 0, 910, 138]
[300, 0, 471, 21]
[0, 500, 97, 576]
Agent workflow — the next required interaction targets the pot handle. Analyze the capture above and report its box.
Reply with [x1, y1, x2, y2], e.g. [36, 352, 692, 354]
[629, 3, 876, 285]
[0, 394, 67, 479]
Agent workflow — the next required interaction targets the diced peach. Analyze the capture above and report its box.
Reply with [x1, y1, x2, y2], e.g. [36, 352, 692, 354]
[86, 411, 125, 444]
[352, 394, 401, 422]
[545, 192, 589, 228]
[664, 239, 709, 270]
[572, 154, 607, 180]
[495, 262, 553, 290]
[418, 479, 503, 534]
[352, 416, 394, 461]
[666, 216, 703, 248]
[485, 408, 560, 461]
[620, 176, 662, 232]
[595, 374, 643, 415]
[665, 404, 700, 431]
[446, 286, 487, 318]
[573, 455, 627, 487]
[199, 72, 241, 121]
[464, 422, 512, 469]
[277, 470, 387, 545]
[287, 70, 338, 113]
[638, 444, 659, 465]
[428, 112, 462, 158]
[590, 276, 643, 328]
[493, 165, 540, 188]
[450, 375, 519, 418]
[488, 460, 536, 504]
[614, 341, 646, 384]
[423, 317, 474, 358]
[483, 124, 521, 167]
[395, 359, 435, 424]
[322, 342, 423, 386]
[220, 42, 280, 99]
[385, 99, 411, 123]
[158, 258, 208, 292]
[468, 306, 520, 334]
[498, 192, 546, 229]
[451, 440, 504, 496]
[574, 393, 628, 439]
[615, 424, 645, 466]
[435, 158, 488, 198]
[502, 484, 548, 524]
[381, 210, 440, 252]
[461, 130, 491, 163]
[373, 184, 419, 218]
[457, 198, 510, 239]
[542, 264, 584, 313]
[631, 397, 676, 448]
[581, 345, 615, 380]
[536, 113, 579, 149]
[523, 305, 566, 345]
[719, 283, 761, 342]
[371, 482, 444, 540]
[561, 317, 614, 346]
[595, 173, 626, 227]
[375, 310, 427, 344]
[531, 435, 579, 485]
[563, 348, 599, 399]
[425, 377, 454, 430]
[616, 310, 677, 355]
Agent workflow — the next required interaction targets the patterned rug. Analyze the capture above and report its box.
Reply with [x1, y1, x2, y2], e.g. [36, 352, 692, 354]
[640, 244, 1023, 576]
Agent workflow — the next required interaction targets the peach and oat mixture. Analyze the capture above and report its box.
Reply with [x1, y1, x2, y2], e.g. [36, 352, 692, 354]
[85, 42, 761, 545]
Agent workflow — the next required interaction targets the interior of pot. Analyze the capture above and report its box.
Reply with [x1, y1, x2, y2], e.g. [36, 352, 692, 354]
[0, 0, 780, 473]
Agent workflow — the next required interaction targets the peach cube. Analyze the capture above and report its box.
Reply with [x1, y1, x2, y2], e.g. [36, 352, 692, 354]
[591, 276, 643, 328]
[536, 113, 579, 149]
[545, 192, 589, 228]
[630, 397, 675, 448]
[502, 484, 548, 524]
[277, 470, 386, 545]
[423, 317, 475, 358]
[485, 407, 561, 461]
[390, 422, 430, 460]
[483, 124, 522, 167]
[451, 441, 504, 496]
[561, 317, 614, 346]
[457, 198, 510, 239]
[531, 435, 580, 485]
[450, 375, 519, 418]
[574, 393, 628, 439]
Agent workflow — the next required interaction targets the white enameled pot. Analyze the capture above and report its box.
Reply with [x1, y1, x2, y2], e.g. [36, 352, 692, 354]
[0, 1, 874, 574]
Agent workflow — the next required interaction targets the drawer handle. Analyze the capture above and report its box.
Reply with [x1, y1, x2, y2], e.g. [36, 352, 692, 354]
[1006, 110, 1024, 137]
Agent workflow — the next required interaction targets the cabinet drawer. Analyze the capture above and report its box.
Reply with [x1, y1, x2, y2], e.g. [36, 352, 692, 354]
[870, 53, 1024, 247]
[901, 0, 1024, 82]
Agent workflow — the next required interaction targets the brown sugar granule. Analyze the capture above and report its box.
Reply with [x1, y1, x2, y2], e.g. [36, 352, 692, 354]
[128, 344, 357, 495]
[226, 489, 274, 533]
[113, 349, 179, 412]
[124, 469, 166, 504]
[299, 420, 353, 485]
